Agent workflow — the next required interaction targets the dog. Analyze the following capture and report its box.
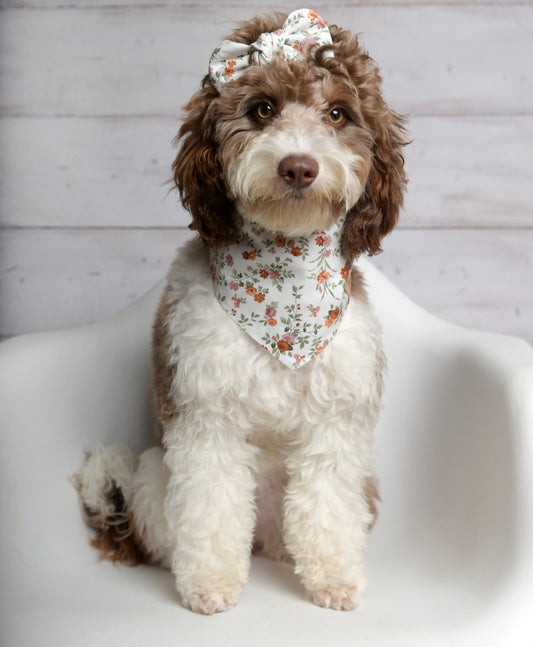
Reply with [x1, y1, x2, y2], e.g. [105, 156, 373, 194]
[74, 8, 407, 615]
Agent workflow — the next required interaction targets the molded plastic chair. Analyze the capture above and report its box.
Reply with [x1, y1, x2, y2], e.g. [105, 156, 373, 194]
[1, 258, 532, 646]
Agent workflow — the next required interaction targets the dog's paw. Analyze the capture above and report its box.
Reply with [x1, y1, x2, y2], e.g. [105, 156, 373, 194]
[311, 585, 362, 611]
[182, 590, 240, 615]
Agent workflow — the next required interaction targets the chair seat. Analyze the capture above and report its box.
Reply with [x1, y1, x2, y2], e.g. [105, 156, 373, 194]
[1, 259, 532, 646]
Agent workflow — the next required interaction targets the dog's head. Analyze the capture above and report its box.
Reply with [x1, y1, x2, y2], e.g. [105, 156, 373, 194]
[172, 10, 407, 260]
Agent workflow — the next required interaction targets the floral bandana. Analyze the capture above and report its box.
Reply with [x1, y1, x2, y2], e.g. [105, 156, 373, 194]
[208, 8, 333, 93]
[210, 215, 352, 369]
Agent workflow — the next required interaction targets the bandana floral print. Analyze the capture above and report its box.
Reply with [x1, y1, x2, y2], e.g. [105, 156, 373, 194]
[210, 215, 352, 369]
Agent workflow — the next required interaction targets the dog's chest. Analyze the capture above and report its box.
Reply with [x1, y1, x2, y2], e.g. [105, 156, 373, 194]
[164, 239, 382, 441]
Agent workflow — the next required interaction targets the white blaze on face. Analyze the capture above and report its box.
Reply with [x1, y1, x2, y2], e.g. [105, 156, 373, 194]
[225, 102, 366, 236]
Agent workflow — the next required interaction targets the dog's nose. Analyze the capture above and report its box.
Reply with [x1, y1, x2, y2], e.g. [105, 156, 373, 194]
[278, 155, 319, 189]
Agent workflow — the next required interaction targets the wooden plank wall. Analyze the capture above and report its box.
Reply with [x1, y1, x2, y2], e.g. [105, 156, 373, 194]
[1, 1, 532, 343]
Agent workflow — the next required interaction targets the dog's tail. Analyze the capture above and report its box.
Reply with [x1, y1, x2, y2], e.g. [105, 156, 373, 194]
[72, 446, 148, 566]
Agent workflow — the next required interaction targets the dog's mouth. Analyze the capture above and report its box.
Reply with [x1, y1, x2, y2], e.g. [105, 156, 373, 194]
[234, 192, 344, 237]
[226, 143, 366, 236]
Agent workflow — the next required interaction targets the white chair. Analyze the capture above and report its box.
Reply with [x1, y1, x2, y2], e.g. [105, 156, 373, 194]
[1, 259, 532, 646]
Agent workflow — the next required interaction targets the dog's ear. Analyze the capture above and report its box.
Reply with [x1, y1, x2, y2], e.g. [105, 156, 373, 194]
[172, 77, 237, 246]
[325, 30, 408, 260]
[342, 107, 407, 259]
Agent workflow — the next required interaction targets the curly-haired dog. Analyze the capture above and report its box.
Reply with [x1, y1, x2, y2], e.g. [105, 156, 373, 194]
[75, 8, 407, 615]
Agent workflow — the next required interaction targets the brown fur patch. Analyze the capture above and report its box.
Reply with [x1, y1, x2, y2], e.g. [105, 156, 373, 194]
[83, 482, 148, 567]
[364, 475, 381, 531]
[89, 519, 148, 567]
[348, 266, 369, 304]
[152, 285, 180, 443]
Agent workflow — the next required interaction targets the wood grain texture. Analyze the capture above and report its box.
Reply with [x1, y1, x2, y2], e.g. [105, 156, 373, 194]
[0, 228, 190, 334]
[0, 1, 531, 343]
[372, 229, 533, 343]
[1, 227, 531, 343]
[2, 115, 532, 229]
[1, 4, 532, 117]
[0, 117, 184, 228]
[5, 1, 527, 7]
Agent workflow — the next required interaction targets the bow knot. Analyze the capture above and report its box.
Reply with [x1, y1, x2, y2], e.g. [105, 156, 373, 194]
[209, 9, 333, 93]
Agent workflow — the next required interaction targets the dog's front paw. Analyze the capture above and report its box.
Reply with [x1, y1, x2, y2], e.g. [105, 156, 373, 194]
[311, 585, 363, 611]
[182, 589, 240, 615]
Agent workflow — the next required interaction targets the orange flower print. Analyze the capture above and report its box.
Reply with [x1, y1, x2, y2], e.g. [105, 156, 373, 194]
[275, 235, 286, 247]
[316, 234, 331, 247]
[325, 308, 340, 328]
[317, 270, 330, 284]
[267, 318, 277, 327]
[224, 60, 237, 78]
[307, 10, 326, 29]
[242, 251, 256, 261]
[254, 292, 266, 303]
[291, 246, 302, 257]
[277, 340, 290, 353]
[341, 260, 351, 280]
[245, 286, 257, 296]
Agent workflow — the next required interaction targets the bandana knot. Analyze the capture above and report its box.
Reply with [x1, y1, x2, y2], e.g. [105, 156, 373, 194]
[210, 215, 352, 369]
[209, 8, 333, 93]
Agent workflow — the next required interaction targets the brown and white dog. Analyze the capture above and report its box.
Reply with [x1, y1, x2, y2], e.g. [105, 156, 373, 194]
[75, 9, 407, 615]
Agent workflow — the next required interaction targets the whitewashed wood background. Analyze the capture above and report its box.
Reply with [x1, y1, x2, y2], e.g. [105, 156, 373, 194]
[1, 0, 532, 344]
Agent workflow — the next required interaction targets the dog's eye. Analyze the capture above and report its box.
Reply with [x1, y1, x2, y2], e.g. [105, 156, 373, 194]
[256, 102, 275, 120]
[328, 108, 345, 125]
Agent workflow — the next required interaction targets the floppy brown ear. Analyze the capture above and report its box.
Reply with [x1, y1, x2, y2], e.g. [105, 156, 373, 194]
[325, 29, 408, 260]
[342, 107, 407, 260]
[172, 77, 237, 246]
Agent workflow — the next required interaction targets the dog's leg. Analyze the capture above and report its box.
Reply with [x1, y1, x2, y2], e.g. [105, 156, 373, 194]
[253, 450, 290, 563]
[283, 424, 375, 611]
[163, 418, 257, 615]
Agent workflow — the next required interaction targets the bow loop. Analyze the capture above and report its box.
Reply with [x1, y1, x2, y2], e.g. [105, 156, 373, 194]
[209, 9, 333, 93]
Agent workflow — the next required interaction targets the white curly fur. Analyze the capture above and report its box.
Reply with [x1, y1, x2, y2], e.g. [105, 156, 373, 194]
[152, 240, 384, 613]
[76, 238, 385, 614]
[226, 102, 366, 236]
[75, 12, 400, 616]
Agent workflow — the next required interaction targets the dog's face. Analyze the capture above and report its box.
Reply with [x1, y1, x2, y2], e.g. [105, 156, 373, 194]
[173, 13, 407, 260]
[216, 56, 372, 237]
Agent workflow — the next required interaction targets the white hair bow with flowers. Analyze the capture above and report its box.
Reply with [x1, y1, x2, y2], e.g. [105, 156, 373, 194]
[209, 8, 333, 93]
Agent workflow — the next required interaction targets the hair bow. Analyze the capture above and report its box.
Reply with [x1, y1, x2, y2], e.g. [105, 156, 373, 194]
[209, 8, 333, 93]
